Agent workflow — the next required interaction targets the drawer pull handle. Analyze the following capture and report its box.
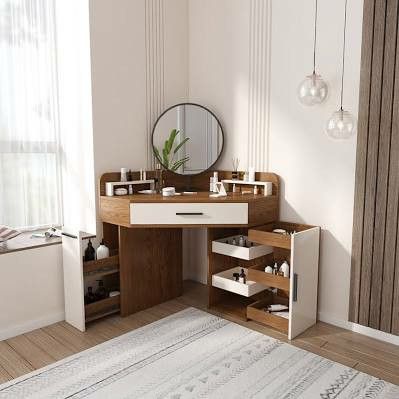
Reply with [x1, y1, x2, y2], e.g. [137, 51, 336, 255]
[293, 273, 298, 302]
[176, 212, 204, 216]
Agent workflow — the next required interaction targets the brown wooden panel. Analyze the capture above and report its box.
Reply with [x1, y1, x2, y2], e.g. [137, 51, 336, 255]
[369, 0, 398, 329]
[349, 0, 376, 323]
[382, 1, 399, 334]
[358, 0, 387, 326]
[119, 227, 182, 316]
[351, 0, 399, 335]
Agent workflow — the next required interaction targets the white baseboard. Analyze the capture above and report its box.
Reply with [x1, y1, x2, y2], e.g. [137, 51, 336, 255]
[0, 312, 65, 341]
[318, 311, 399, 346]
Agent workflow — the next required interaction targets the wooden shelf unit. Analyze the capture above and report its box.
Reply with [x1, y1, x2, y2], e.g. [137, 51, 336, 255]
[208, 222, 320, 340]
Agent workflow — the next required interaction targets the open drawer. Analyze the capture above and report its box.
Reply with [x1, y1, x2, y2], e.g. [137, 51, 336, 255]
[212, 235, 273, 260]
[248, 263, 290, 291]
[247, 293, 289, 333]
[248, 221, 315, 249]
[212, 267, 266, 297]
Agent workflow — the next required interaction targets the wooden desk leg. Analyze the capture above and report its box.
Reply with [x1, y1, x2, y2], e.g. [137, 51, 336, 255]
[119, 227, 182, 316]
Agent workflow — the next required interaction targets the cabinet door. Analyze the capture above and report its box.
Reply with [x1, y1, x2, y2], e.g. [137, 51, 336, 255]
[288, 227, 320, 339]
[62, 231, 86, 332]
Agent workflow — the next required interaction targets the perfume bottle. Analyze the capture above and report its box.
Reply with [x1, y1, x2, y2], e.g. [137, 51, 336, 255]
[84, 239, 95, 262]
[95, 280, 107, 300]
[239, 268, 246, 284]
[84, 286, 96, 304]
[155, 163, 164, 193]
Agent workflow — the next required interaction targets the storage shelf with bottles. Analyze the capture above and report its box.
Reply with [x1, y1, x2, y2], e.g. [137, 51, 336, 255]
[208, 222, 320, 340]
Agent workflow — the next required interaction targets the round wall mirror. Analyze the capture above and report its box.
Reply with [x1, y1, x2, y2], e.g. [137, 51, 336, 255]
[152, 103, 224, 175]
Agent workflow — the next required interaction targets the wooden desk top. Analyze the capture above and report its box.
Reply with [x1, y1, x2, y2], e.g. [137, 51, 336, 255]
[99, 171, 280, 228]
[101, 192, 276, 203]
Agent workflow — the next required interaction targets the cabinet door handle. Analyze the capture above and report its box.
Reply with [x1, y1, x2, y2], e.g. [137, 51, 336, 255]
[293, 273, 298, 302]
[176, 212, 204, 216]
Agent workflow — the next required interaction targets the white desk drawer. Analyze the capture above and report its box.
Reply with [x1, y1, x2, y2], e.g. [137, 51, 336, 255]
[130, 203, 248, 225]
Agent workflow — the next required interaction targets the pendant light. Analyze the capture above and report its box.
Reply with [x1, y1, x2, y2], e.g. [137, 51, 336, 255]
[325, 0, 356, 139]
[297, 0, 328, 106]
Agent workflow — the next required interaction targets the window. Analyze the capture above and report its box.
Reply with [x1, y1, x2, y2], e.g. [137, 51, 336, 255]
[0, 0, 62, 229]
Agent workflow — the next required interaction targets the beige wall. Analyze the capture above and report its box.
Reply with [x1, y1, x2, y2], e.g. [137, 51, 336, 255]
[89, 0, 188, 237]
[186, 0, 364, 325]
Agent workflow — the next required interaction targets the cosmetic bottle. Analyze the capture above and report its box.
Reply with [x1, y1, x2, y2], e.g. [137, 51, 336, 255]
[232, 183, 237, 193]
[243, 171, 249, 182]
[232, 238, 237, 246]
[254, 185, 258, 195]
[238, 235, 245, 247]
[84, 239, 96, 262]
[265, 265, 273, 274]
[239, 268, 246, 284]
[120, 168, 128, 182]
[213, 171, 219, 193]
[96, 239, 110, 260]
[128, 184, 133, 195]
[84, 287, 96, 304]
[280, 261, 290, 278]
[273, 262, 279, 275]
[209, 176, 214, 192]
[95, 280, 107, 300]
[127, 169, 132, 181]
[142, 170, 147, 180]
[155, 163, 163, 193]
[233, 272, 239, 282]
[248, 166, 255, 182]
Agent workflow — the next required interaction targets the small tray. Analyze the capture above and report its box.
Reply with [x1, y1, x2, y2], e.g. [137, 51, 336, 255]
[247, 296, 289, 333]
[212, 235, 273, 260]
[212, 267, 266, 297]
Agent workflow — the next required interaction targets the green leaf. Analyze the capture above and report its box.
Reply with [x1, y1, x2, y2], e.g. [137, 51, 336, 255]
[173, 137, 190, 154]
[166, 129, 178, 153]
[162, 147, 169, 168]
[164, 139, 170, 156]
[171, 156, 190, 171]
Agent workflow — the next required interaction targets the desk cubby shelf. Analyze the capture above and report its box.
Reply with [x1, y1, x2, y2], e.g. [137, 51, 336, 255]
[208, 221, 320, 339]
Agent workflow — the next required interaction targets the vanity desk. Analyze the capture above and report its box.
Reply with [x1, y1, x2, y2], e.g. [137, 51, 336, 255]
[94, 170, 320, 340]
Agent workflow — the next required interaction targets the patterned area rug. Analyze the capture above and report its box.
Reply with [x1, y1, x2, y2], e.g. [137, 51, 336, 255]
[0, 308, 398, 398]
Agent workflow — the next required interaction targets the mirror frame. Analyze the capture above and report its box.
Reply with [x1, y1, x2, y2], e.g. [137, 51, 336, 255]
[151, 102, 225, 175]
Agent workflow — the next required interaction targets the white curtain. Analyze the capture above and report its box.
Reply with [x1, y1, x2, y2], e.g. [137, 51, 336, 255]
[0, 0, 62, 229]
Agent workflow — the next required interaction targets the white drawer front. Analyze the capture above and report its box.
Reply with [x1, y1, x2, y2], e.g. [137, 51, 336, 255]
[130, 203, 248, 225]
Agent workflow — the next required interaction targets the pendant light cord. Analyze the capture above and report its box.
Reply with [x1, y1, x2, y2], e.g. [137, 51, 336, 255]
[340, 0, 348, 110]
[313, 0, 318, 74]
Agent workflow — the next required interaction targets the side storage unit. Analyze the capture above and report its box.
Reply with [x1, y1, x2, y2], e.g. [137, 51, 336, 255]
[248, 222, 320, 339]
[62, 226, 121, 332]
[207, 222, 320, 340]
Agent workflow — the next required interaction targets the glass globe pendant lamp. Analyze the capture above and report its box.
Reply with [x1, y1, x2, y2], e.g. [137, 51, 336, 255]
[326, 108, 356, 139]
[326, 0, 357, 139]
[297, 0, 328, 106]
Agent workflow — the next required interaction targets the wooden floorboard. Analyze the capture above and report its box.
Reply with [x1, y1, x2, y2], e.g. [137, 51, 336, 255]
[1, 281, 398, 385]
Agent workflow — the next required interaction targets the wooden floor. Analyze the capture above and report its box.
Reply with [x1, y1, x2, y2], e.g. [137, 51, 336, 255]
[0, 281, 399, 386]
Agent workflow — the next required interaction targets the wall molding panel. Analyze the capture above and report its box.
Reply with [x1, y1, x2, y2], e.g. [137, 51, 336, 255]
[145, 0, 165, 168]
[247, 0, 272, 172]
